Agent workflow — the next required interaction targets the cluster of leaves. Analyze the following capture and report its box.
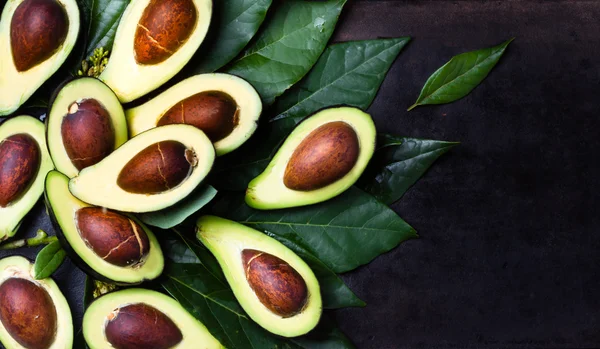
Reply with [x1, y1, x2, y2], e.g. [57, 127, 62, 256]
[4, 0, 511, 347]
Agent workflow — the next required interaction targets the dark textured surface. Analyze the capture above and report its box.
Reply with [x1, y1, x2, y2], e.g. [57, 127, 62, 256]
[1, 1, 599, 348]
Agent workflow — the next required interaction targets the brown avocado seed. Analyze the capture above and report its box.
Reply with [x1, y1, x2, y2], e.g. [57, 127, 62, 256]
[0, 134, 41, 207]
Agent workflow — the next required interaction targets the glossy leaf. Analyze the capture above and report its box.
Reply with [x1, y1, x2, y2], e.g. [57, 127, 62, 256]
[137, 185, 218, 229]
[79, 0, 130, 57]
[212, 38, 407, 190]
[357, 134, 459, 205]
[272, 38, 410, 122]
[408, 38, 514, 110]
[33, 241, 66, 279]
[210, 187, 417, 273]
[191, 0, 273, 73]
[223, 0, 346, 105]
[163, 230, 363, 309]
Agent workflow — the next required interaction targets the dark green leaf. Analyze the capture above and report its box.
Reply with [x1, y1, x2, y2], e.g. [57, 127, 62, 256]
[191, 0, 273, 73]
[357, 134, 459, 205]
[223, 0, 346, 105]
[408, 38, 514, 110]
[272, 38, 410, 122]
[211, 187, 417, 273]
[212, 38, 407, 190]
[80, 0, 130, 57]
[291, 316, 357, 349]
[33, 241, 66, 279]
[137, 185, 218, 229]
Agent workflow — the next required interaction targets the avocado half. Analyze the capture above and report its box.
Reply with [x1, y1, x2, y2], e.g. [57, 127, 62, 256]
[127, 73, 262, 156]
[197, 215, 322, 337]
[0, 116, 54, 240]
[45, 171, 164, 285]
[99, 0, 213, 103]
[69, 124, 215, 212]
[83, 288, 223, 349]
[0, 256, 72, 349]
[0, 0, 80, 116]
[246, 107, 376, 210]
[47, 77, 128, 178]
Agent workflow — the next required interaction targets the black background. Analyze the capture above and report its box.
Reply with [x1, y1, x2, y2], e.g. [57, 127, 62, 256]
[2, 1, 600, 348]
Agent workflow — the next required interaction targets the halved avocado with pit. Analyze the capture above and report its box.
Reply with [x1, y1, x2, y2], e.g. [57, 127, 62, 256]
[0, 256, 72, 349]
[45, 171, 164, 285]
[246, 107, 376, 210]
[47, 77, 128, 178]
[197, 215, 322, 337]
[0, 116, 54, 240]
[99, 0, 213, 103]
[127, 73, 262, 156]
[69, 124, 215, 213]
[83, 288, 223, 349]
[0, 0, 80, 116]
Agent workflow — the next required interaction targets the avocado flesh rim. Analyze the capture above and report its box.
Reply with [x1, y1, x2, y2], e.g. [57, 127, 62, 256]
[196, 215, 322, 337]
[83, 288, 224, 349]
[99, 0, 212, 103]
[0, 116, 55, 240]
[47, 77, 128, 178]
[68, 124, 215, 213]
[246, 107, 376, 210]
[126, 73, 262, 156]
[0, 0, 80, 116]
[45, 171, 164, 284]
[0, 256, 73, 349]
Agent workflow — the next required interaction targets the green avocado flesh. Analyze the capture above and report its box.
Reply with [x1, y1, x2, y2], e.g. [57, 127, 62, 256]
[0, 116, 54, 241]
[0, 256, 73, 349]
[47, 77, 128, 179]
[68, 124, 215, 213]
[83, 288, 223, 349]
[126, 73, 262, 156]
[0, 0, 80, 116]
[246, 106, 377, 210]
[99, 0, 213, 103]
[197, 215, 322, 337]
[45, 170, 164, 284]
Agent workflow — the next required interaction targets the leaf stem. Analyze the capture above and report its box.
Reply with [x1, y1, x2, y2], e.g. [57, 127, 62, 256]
[407, 103, 419, 111]
[0, 230, 58, 250]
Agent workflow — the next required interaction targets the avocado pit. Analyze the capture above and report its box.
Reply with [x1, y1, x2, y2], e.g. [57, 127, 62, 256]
[157, 91, 239, 142]
[10, 0, 69, 72]
[117, 141, 195, 194]
[134, 0, 198, 65]
[61, 99, 116, 171]
[242, 249, 308, 318]
[0, 133, 41, 207]
[0, 277, 57, 349]
[284, 121, 359, 191]
[104, 303, 183, 349]
[76, 207, 150, 267]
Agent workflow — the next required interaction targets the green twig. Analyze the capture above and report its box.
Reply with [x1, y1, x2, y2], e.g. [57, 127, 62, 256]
[0, 230, 58, 250]
[77, 47, 110, 78]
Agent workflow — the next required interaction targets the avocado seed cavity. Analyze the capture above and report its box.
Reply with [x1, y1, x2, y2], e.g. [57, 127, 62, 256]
[284, 121, 359, 191]
[242, 249, 308, 318]
[0, 134, 41, 207]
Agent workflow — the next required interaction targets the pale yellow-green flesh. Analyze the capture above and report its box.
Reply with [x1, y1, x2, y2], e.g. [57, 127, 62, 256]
[0, 0, 80, 116]
[0, 116, 54, 240]
[83, 288, 224, 349]
[45, 171, 164, 283]
[99, 0, 212, 103]
[197, 215, 322, 337]
[48, 77, 128, 178]
[69, 124, 215, 212]
[0, 256, 73, 349]
[126, 73, 262, 156]
[246, 107, 376, 210]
